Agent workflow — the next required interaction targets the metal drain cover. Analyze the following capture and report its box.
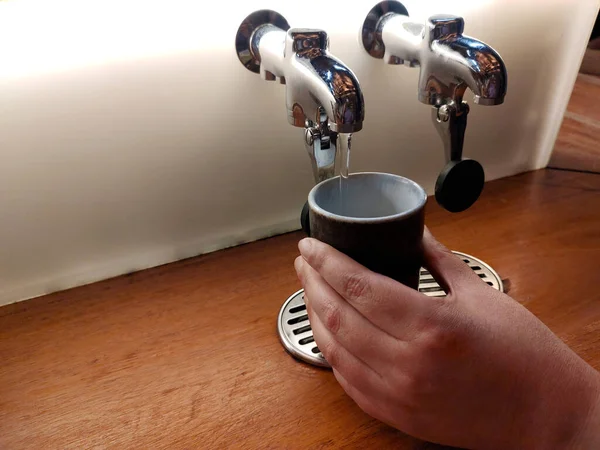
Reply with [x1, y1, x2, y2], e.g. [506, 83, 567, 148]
[277, 251, 503, 368]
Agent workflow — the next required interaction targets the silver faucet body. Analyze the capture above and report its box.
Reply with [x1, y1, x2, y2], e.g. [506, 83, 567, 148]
[365, 10, 507, 107]
[254, 27, 364, 134]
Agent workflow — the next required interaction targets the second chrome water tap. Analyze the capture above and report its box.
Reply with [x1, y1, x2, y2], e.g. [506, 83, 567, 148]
[362, 0, 508, 212]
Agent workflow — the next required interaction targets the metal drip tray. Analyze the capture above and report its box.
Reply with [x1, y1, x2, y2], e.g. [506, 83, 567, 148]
[277, 251, 503, 368]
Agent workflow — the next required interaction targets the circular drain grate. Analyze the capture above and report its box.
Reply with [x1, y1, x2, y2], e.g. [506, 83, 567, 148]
[277, 251, 503, 368]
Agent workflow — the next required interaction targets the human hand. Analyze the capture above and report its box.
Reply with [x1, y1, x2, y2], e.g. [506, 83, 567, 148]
[294, 228, 600, 449]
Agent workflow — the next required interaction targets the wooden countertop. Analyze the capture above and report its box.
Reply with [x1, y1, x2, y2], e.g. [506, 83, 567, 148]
[1, 168, 599, 449]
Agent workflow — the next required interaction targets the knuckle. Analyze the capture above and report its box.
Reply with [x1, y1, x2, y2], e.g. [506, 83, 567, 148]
[414, 305, 462, 355]
[421, 320, 461, 355]
[342, 273, 371, 300]
[322, 300, 342, 335]
[411, 311, 440, 339]
[319, 341, 340, 367]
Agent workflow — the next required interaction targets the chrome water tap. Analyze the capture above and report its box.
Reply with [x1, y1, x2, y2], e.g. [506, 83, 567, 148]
[236, 10, 365, 183]
[362, 1, 507, 212]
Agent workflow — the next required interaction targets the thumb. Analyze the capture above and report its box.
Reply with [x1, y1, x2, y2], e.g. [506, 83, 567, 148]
[422, 227, 481, 295]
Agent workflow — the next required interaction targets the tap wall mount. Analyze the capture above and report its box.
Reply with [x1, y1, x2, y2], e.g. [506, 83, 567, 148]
[362, 1, 507, 212]
[236, 9, 365, 185]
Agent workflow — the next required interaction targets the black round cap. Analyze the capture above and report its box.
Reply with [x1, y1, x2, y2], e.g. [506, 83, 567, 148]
[435, 159, 485, 213]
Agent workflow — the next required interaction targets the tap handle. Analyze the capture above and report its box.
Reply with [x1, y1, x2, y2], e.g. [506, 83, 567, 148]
[434, 103, 468, 162]
[433, 103, 485, 213]
[304, 109, 337, 184]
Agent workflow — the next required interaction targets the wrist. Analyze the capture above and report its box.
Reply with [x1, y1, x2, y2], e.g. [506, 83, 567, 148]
[570, 378, 600, 450]
[545, 367, 600, 450]
[516, 363, 600, 450]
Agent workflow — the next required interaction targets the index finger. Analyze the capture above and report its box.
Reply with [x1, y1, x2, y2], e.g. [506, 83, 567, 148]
[298, 238, 426, 339]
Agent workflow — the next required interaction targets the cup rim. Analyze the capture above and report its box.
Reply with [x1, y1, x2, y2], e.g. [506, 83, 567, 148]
[307, 172, 427, 224]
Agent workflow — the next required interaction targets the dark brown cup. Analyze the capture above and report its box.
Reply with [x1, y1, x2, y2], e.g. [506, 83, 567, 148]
[304, 172, 427, 289]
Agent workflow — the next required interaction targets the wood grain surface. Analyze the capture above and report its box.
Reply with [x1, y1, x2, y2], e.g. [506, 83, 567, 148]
[549, 74, 600, 173]
[1, 169, 600, 449]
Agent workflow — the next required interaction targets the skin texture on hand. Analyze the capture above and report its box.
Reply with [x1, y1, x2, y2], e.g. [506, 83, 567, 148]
[294, 228, 600, 450]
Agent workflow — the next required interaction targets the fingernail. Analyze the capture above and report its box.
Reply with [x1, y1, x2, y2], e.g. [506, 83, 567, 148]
[298, 238, 313, 257]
